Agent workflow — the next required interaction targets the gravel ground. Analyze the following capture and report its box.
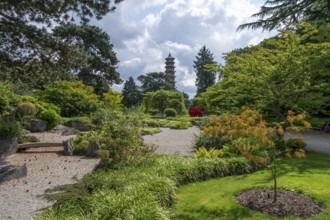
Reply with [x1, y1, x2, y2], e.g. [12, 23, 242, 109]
[285, 129, 330, 154]
[143, 126, 201, 156]
[0, 147, 100, 220]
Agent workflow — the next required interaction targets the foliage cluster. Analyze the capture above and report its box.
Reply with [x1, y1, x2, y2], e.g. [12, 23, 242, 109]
[0, 1, 123, 89]
[143, 90, 187, 115]
[188, 106, 203, 117]
[37, 156, 263, 219]
[72, 117, 155, 164]
[38, 81, 101, 117]
[195, 108, 274, 158]
[141, 118, 192, 129]
[164, 108, 177, 117]
[198, 23, 330, 118]
[0, 120, 22, 139]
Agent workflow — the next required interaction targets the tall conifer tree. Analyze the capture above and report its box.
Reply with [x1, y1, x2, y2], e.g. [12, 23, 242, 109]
[194, 46, 216, 96]
[122, 77, 142, 108]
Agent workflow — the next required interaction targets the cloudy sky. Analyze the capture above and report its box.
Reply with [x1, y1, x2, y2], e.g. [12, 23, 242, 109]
[92, 0, 277, 98]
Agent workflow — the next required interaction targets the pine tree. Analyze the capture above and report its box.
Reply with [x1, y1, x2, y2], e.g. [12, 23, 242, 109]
[137, 72, 172, 94]
[0, 0, 124, 86]
[122, 77, 142, 108]
[237, 0, 330, 31]
[194, 46, 216, 96]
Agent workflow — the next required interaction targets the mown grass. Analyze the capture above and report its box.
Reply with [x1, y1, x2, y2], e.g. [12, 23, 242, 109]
[172, 152, 330, 220]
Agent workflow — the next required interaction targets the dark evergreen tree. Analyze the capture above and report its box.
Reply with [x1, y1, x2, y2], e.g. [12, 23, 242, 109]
[0, 0, 124, 86]
[181, 91, 191, 109]
[194, 46, 216, 96]
[53, 24, 121, 95]
[237, 0, 330, 31]
[137, 72, 172, 94]
[122, 77, 142, 108]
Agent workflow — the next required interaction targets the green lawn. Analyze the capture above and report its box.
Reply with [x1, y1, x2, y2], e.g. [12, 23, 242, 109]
[172, 152, 330, 220]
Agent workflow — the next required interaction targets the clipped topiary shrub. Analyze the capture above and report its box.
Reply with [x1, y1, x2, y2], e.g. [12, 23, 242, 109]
[39, 109, 61, 129]
[164, 108, 177, 117]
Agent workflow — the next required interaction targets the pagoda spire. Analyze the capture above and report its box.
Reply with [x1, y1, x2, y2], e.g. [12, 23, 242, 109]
[165, 52, 176, 90]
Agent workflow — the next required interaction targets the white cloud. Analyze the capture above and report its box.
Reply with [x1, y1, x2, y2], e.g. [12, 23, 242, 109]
[96, 0, 276, 98]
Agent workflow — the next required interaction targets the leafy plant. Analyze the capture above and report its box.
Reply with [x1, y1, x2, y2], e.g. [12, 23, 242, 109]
[194, 133, 222, 150]
[38, 81, 101, 117]
[285, 138, 307, 149]
[16, 102, 36, 119]
[164, 108, 177, 117]
[39, 109, 61, 129]
[194, 147, 222, 158]
[0, 120, 22, 139]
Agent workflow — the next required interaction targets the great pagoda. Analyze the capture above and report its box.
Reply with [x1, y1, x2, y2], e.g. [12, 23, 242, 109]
[164, 53, 176, 90]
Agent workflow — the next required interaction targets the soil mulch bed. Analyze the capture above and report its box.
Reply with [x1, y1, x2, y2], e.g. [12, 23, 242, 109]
[236, 188, 323, 218]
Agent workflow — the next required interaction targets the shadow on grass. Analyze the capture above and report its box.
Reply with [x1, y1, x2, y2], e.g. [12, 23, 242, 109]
[251, 152, 330, 185]
[174, 205, 254, 220]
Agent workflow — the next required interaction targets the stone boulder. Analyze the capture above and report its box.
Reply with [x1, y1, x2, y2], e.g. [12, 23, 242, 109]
[0, 164, 27, 183]
[0, 138, 18, 158]
[29, 119, 47, 132]
[87, 142, 101, 157]
[63, 139, 73, 156]
[69, 121, 91, 131]
[51, 125, 79, 136]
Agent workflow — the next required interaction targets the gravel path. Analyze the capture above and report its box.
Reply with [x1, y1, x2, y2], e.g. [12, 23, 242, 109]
[143, 126, 201, 156]
[0, 147, 100, 220]
[286, 129, 330, 154]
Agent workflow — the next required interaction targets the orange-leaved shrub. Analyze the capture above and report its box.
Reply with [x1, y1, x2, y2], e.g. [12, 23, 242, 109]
[194, 107, 274, 158]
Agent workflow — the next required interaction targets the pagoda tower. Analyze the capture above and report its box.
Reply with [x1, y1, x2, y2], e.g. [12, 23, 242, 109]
[165, 53, 176, 90]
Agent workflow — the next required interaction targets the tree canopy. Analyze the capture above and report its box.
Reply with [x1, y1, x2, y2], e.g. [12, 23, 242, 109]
[0, 0, 123, 87]
[143, 90, 186, 115]
[53, 24, 121, 95]
[194, 46, 217, 96]
[198, 23, 330, 119]
[238, 0, 330, 31]
[138, 72, 173, 94]
[122, 77, 142, 108]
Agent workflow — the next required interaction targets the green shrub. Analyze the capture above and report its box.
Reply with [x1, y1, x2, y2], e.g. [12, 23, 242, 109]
[194, 133, 222, 150]
[164, 108, 177, 117]
[90, 108, 119, 128]
[39, 109, 61, 129]
[0, 82, 21, 115]
[0, 96, 9, 115]
[148, 109, 159, 116]
[143, 90, 186, 115]
[16, 102, 36, 119]
[168, 121, 191, 129]
[194, 147, 222, 158]
[286, 138, 307, 149]
[0, 121, 22, 139]
[18, 135, 39, 144]
[74, 139, 89, 155]
[272, 135, 286, 150]
[38, 81, 101, 117]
